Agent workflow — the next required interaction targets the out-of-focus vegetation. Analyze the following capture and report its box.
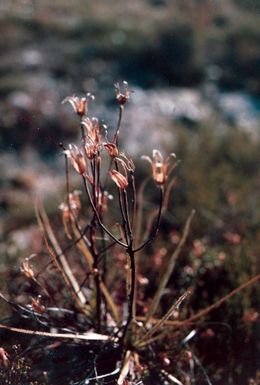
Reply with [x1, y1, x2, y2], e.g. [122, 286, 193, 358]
[1, 0, 260, 151]
[136, 123, 260, 384]
[0, 1, 259, 384]
[0, 0, 260, 92]
[1, 0, 259, 153]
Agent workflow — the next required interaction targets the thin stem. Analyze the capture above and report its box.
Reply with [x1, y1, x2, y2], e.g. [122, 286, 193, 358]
[135, 274, 260, 328]
[89, 216, 101, 332]
[117, 175, 137, 338]
[80, 119, 86, 143]
[88, 156, 102, 331]
[122, 189, 132, 242]
[130, 172, 137, 229]
[145, 210, 195, 323]
[71, 221, 120, 324]
[64, 153, 92, 250]
[134, 186, 164, 253]
[98, 239, 121, 259]
[35, 200, 86, 307]
[101, 234, 108, 326]
[117, 188, 129, 244]
[82, 177, 127, 248]
[91, 158, 96, 205]
[113, 105, 123, 146]
[138, 291, 190, 344]
[134, 177, 149, 247]
[94, 263, 101, 332]
[114, 159, 129, 244]
[96, 155, 102, 212]
[121, 244, 136, 341]
[103, 104, 124, 189]
[181, 274, 260, 326]
[65, 155, 70, 206]
[0, 323, 117, 342]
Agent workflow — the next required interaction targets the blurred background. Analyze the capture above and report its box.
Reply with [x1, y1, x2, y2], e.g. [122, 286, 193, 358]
[0, 1, 259, 384]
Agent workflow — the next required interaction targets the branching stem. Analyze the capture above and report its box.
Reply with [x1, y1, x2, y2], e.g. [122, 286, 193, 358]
[82, 177, 127, 248]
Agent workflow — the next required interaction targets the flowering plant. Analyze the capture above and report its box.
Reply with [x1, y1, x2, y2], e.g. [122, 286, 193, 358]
[1, 82, 258, 385]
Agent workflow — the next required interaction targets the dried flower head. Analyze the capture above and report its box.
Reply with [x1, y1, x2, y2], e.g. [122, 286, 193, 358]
[64, 144, 87, 175]
[110, 170, 128, 189]
[85, 143, 99, 160]
[117, 153, 135, 172]
[69, 190, 82, 216]
[103, 142, 119, 158]
[59, 191, 82, 241]
[59, 190, 82, 220]
[31, 295, 46, 314]
[62, 93, 95, 117]
[142, 150, 176, 185]
[21, 257, 35, 280]
[81, 117, 101, 144]
[114, 81, 132, 106]
[59, 201, 70, 219]
[58, 202, 73, 239]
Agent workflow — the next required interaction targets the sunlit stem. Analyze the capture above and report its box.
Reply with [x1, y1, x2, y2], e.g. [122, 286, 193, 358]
[113, 105, 123, 146]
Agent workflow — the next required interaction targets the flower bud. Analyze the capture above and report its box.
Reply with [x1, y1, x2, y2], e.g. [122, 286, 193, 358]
[114, 81, 132, 106]
[104, 143, 119, 158]
[110, 170, 128, 189]
[21, 258, 35, 280]
[64, 144, 87, 175]
[62, 93, 94, 117]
